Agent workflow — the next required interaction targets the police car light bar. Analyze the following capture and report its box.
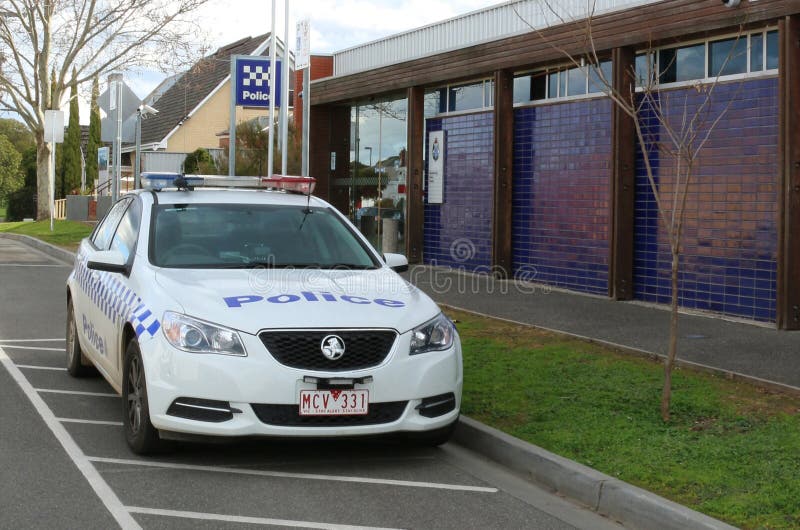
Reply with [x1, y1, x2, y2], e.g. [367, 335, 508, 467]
[262, 175, 316, 195]
[140, 172, 316, 195]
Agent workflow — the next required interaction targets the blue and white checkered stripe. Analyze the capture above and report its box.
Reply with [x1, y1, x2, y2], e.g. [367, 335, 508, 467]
[75, 252, 161, 338]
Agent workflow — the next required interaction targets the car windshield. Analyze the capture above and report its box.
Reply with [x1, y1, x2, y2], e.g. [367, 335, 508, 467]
[151, 203, 379, 269]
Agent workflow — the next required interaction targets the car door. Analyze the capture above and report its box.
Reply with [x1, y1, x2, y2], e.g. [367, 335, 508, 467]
[75, 197, 131, 375]
[96, 197, 143, 381]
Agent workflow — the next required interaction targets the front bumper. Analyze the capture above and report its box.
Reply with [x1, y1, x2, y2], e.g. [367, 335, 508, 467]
[141, 329, 462, 437]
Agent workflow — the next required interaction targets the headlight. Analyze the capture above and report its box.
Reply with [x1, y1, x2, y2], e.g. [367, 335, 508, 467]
[410, 313, 455, 355]
[162, 312, 246, 356]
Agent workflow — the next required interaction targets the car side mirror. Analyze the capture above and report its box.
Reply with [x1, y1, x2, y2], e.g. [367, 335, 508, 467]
[87, 249, 128, 274]
[384, 253, 408, 273]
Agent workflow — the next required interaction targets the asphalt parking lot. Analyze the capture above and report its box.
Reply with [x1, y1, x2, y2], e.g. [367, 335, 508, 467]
[0, 238, 622, 529]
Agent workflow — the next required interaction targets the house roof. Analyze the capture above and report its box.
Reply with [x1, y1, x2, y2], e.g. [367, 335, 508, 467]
[140, 34, 271, 146]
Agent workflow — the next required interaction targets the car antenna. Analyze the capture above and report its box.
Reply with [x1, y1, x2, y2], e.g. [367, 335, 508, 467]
[299, 178, 314, 230]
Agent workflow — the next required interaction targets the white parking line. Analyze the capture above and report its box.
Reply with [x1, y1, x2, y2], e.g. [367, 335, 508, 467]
[0, 345, 64, 351]
[88, 456, 499, 493]
[0, 347, 141, 529]
[36, 388, 118, 398]
[0, 338, 65, 342]
[17, 365, 67, 371]
[58, 418, 124, 426]
[125, 506, 403, 529]
[0, 264, 71, 268]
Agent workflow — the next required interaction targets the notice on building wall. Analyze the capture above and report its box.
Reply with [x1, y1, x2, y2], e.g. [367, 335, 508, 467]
[427, 131, 444, 204]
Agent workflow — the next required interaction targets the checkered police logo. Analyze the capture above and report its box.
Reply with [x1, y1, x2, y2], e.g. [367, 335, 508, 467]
[242, 64, 269, 87]
[235, 58, 281, 107]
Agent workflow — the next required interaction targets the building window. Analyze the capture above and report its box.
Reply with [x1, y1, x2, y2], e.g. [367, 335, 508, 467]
[637, 29, 778, 87]
[709, 37, 747, 77]
[425, 79, 494, 115]
[659, 43, 705, 83]
[514, 59, 611, 104]
[766, 30, 778, 70]
[750, 33, 764, 71]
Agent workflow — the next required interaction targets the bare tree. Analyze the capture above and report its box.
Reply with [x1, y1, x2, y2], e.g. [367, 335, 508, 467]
[517, 1, 744, 420]
[0, 0, 209, 219]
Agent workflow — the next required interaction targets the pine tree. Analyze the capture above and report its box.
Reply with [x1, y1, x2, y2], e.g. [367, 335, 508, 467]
[86, 76, 100, 189]
[62, 68, 82, 195]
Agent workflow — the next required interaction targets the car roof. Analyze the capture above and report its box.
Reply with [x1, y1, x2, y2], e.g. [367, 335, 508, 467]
[131, 188, 330, 208]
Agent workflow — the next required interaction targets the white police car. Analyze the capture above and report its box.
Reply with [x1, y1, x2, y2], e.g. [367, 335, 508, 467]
[66, 174, 462, 454]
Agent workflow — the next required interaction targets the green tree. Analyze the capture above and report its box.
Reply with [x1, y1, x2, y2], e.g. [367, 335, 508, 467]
[86, 76, 101, 188]
[0, 119, 34, 154]
[183, 148, 216, 174]
[219, 118, 301, 176]
[62, 69, 82, 195]
[0, 134, 23, 205]
[0, 0, 210, 219]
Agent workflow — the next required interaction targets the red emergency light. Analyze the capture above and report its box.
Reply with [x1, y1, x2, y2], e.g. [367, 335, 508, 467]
[261, 175, 316, 195]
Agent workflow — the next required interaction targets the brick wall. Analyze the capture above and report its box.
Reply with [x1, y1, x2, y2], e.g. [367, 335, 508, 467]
[511, 99, 612, 294]
[423, 112, 494, 269]
[633, 78, 779, 321]
[296, 56, 334, 147]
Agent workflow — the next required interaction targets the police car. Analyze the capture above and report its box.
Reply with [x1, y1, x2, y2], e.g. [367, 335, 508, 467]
[66, 174, 462, 454]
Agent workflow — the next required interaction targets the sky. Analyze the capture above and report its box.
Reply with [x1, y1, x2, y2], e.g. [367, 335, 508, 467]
[101, 0, 496, 124]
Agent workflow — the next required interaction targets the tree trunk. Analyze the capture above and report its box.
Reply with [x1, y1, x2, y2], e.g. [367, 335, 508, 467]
[36, 139, 52, 221]
[661, 251, 680, 421]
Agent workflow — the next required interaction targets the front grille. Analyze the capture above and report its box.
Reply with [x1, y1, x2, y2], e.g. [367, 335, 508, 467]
[259, 330, 397, 371]
[251, 401, 408, 427]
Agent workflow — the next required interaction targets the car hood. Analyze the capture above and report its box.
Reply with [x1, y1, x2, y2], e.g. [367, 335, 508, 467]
[154, 267, 439, 335]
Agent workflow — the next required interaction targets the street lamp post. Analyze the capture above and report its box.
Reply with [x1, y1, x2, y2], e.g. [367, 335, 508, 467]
[364, 146, 372, 169]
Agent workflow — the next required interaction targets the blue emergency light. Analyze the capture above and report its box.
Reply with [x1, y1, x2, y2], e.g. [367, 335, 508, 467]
[140, 172, 204, 191]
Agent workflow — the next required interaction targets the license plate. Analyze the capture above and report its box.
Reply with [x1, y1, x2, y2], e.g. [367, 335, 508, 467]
[299, 389, 369, 416]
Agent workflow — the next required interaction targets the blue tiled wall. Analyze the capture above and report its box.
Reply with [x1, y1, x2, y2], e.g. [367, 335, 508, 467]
[423, 113, 494, 269]
[634, 78, 779, 321]
[511, 99, 612, 294]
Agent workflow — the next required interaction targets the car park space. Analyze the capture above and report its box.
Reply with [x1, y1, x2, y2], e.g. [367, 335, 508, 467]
[0, 236, 622, 529]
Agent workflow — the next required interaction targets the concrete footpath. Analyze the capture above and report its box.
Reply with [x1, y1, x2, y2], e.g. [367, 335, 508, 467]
[407, 265, 800, 392]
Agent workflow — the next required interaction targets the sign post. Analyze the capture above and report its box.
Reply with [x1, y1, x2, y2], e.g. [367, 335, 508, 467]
[297, 18, 311, 177]
[44, 110, 64, 232]
[99, 74, 139, 199]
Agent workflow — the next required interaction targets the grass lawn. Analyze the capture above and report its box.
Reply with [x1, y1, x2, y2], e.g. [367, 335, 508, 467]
[0, 219, 92, 251]
[450, 308, 800, 529]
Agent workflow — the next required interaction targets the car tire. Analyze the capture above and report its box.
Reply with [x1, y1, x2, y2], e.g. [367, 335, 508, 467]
[123, 338, 163, 454]
[66, 300, 94, 377]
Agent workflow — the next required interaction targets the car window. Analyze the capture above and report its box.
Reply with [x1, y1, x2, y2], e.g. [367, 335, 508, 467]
[150, 203, 379, 269]
[109, 198, 142, 261]
[91, 198, 131, 251]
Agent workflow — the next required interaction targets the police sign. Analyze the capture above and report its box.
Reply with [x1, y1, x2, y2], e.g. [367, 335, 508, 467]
[235, 57, 281, 107]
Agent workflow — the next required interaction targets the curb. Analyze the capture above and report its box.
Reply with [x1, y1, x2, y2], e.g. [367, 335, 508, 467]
[454, 416, 736, 530]
[0, 233, 76, 264]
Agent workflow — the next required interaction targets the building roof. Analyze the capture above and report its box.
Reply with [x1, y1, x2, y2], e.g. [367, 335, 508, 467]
[140, 34, 271, 146]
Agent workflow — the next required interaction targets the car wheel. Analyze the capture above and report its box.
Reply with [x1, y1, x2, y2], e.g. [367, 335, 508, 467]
[66, 300, 93, 377]
[123, 339, 162, 454]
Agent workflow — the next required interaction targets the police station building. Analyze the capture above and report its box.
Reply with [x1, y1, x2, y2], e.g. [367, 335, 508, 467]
[305, 0, 800, 329]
